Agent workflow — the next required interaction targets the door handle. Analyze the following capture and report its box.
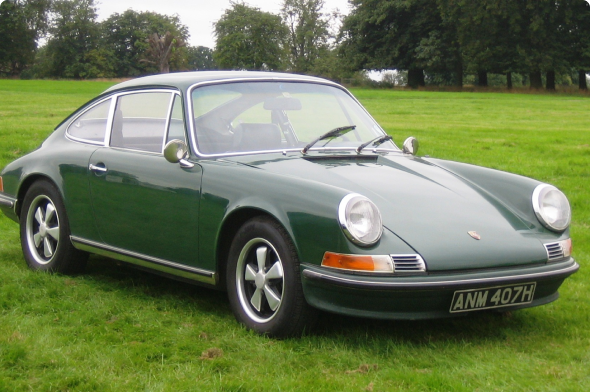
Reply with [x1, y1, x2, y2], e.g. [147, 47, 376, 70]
[89, 163, 108, 173]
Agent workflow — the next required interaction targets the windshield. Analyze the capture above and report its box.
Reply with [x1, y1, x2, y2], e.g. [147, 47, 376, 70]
[190, 81, 398, 155]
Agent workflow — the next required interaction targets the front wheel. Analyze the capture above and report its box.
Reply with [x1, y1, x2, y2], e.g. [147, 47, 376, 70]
[227, 217, 317, 337]
[20, 180, 88, 274]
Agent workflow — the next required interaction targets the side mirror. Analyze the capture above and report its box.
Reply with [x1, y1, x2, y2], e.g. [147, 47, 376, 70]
[402, 137, 419, 156]
[164, 139, 193, 168]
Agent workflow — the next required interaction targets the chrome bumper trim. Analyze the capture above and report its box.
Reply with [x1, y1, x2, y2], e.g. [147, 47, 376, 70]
[302, 261, 579, 291]
[70, 236, 217, 285]
[0, 194, 16, 209]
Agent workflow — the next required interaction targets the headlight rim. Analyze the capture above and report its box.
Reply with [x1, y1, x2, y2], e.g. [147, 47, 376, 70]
[338, 193, 383, 247]
[532, 183, 571, 232]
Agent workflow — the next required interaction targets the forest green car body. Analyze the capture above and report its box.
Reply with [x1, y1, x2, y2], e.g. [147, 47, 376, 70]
[0, 71, 578, 322]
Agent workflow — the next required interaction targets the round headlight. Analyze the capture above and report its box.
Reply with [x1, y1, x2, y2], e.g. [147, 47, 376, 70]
[338, 194, 383, 246]
[532, 184, 571, 232]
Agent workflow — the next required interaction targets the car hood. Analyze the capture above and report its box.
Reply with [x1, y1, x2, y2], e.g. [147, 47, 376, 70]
[228, 152, 548, 271]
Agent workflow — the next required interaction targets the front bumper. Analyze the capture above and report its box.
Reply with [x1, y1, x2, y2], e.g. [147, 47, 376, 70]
[0, 193, 18, 222]
[301, 258, 579, 320]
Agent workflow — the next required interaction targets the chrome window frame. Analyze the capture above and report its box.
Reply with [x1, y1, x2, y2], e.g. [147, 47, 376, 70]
[187, 77, 401, 159]
[109, 89, 177, 155]
[163, 93, 188, 149]
[65, 89, 183, 156]
[65, 96, 115, 146]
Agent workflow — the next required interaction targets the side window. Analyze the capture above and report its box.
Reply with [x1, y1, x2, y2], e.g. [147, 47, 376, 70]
[68, 99, 111, 143]
[110, 92, 172, 153]
[166, 95, 187, 144]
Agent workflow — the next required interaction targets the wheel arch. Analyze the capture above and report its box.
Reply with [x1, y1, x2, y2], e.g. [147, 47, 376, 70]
[16, 174, 61, 218]
[215, 207, 292, 291]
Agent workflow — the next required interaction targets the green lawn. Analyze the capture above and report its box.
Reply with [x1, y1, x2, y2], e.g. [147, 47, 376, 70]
[0, 80, 589, 391]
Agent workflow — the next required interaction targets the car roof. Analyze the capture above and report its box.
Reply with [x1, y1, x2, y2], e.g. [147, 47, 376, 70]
[104, 71, 333, 93]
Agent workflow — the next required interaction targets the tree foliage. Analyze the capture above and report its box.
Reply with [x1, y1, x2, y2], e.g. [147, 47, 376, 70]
[100, 10, 189, 77]
[41, 0, 104, 78]
[0, 1, 35, 75]
[214, 2, 288, 71]
[568, 0, 590, 88]
[0, 0, 50, 76]
[342, 0, 590, 89]
[341, 0, 447, 87]
[3, 0, 590, 88]
[281, 0, 331, 73]
[187, 46, 217, 70]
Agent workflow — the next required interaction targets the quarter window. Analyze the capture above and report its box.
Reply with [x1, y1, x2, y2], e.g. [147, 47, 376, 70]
[110, 92, 173, 153]
[166, 95, 187, 144]
[68, 99, 111, 143]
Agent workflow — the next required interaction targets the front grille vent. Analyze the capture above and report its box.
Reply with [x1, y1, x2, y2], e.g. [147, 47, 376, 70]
[391, 254, 426, 274]
[544, 242, 564, 262]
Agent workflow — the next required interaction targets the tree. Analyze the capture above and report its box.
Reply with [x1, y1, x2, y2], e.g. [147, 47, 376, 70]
[142, 31, 185, 73]
[0, 0, 50, 76]
[187, 46, 217, 70]
[281, 0, 331, 73]
[0, 1, 35, 75]
[100, 10, 190, 77]
[214, 2, 288, 71]
[510, 0, 572, 90]
[40, 0, 108, 78]
[565, 0, 590, 90]
[341, 0, 453, 88]
[438, 0, 524, 89]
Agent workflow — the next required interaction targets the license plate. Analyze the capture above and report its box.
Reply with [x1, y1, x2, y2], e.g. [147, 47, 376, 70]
[450, 282, 536, 313]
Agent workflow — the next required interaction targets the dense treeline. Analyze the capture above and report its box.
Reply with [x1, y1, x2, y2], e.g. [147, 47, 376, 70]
[1, 0, 589, 89]
[341, 0, 590, 89]
[0, 0, 214, 78]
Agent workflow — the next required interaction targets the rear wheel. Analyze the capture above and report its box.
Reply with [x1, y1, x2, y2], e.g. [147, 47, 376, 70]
[20, 180, 88, 273]
[227, 217, 317, 337]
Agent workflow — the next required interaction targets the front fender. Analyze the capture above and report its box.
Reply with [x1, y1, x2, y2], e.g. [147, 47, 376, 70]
[199, 160, 415, 272]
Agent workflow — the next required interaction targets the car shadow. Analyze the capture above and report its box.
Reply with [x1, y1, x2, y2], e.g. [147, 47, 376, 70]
[83, 255, 540, 343]
[83, 255, 230, 316]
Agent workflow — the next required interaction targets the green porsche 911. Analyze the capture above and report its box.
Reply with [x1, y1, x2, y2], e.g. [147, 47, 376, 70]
[0, 71, 578, 336]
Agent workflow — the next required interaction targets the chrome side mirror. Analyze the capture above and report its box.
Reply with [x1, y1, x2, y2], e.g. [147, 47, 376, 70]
[164, 139, 194, 168]
[402, 137, 419, 156]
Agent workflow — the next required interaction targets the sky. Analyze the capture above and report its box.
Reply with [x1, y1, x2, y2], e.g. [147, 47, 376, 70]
[95, 0, 352, 48]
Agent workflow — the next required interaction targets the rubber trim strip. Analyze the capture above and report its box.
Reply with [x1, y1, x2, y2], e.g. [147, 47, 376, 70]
[302, 262, 579, 291]
[70, 236, 216, 285]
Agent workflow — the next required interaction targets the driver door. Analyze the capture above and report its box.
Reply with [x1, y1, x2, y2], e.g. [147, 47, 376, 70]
[88, 91, 203, 267]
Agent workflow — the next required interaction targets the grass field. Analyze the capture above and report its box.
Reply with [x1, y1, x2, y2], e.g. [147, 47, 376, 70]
[0, 79, 589, 391]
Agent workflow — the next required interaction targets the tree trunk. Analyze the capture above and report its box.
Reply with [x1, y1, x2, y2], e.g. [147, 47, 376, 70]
[529, 71, 543, 89]
[408, 68, 424, 89]
[506, 72, 513, 90]
[546, 70, 555, 90]
[477, 71, 488, 87]
[579, 70, 588, 90]
[455, 59, 463, 88]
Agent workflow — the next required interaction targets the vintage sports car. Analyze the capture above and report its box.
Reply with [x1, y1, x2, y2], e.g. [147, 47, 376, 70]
[0, 71, 579, 337]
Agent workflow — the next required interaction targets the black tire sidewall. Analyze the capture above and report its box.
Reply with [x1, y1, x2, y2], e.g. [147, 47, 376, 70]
[227, 217, 308, 337]
[19, 180, 78, 272]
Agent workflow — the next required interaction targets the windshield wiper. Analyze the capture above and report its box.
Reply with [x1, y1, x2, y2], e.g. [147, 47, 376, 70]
[301, 125, 356, 154]
[355, 135, 393, 154]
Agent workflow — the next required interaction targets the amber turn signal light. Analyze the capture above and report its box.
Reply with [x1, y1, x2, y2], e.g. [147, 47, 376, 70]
[321, 252, 393, 273]
[0, 176, 3, 192]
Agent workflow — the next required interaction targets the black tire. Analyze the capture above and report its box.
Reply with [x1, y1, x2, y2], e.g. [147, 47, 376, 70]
[226, 216, 317, 337]
[19, 180, 88, 274]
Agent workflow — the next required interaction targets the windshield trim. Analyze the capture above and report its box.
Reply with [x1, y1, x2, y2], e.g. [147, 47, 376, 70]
[187, 77, 399, 158]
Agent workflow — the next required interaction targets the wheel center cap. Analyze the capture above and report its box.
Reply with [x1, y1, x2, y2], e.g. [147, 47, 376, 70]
[39, 223, 47, 238]
[255, 272, 265, 289]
